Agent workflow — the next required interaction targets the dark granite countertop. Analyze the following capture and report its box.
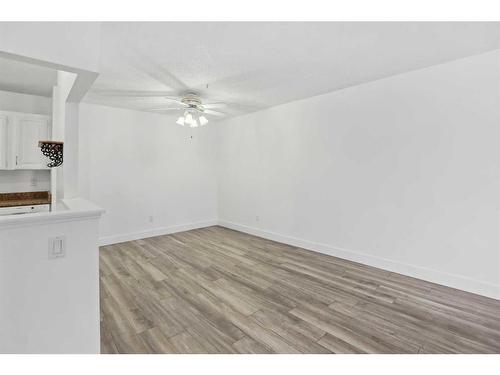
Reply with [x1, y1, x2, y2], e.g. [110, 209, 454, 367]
[0, 191, 51, 208]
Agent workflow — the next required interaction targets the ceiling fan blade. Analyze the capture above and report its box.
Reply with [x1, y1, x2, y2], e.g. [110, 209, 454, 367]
[203, 100, 263, 112]
[204, 109, 226, 117]
[120, 44, 189, 92]
[147, 107, 184, 112]
[226, 102, 263, 111]
[91, 89, 178, 98]
[202, 102, 228, 109]
[163, 96, 185, 102]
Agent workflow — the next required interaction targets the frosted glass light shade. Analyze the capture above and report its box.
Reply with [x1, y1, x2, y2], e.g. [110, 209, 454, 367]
[176, 116, 185, 126]
[184, 112, 194, 126]
[199, 116, 208, 126]
[175, 110, 208, 128]
[190, 117, 199, 128]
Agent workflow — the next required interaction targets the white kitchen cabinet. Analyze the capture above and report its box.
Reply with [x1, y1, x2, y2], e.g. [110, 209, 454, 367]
[0, 110, 51, 170]
[0, 114, 8, 169]
[16, 115, 51, 169]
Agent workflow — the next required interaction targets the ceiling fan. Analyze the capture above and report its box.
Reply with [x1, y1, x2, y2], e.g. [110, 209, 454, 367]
[87, 89, 260, 128]
[87, 45, 264, 127]
[167, 92, 224, 127]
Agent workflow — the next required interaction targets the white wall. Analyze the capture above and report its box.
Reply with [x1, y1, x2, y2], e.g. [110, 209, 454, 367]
[217, 50, 500, 299]
[64, 103, 79, 198]
[79, 103, 218, 245]
[0, 170, 50, 193]
[51, 71, 78, 205]
[0, 213, 101, 353]
[0, 90, 51, 115]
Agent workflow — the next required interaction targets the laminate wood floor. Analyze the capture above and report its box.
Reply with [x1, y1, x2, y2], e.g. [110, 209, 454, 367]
[99, 226, 500, 354]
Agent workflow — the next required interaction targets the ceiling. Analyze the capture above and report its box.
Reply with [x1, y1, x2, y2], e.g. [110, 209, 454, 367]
[0, 56, 57, 97]
[84, 22, 500, 119]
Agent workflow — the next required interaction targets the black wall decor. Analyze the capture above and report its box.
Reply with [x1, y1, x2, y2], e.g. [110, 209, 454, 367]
[38, 141, 64, 168]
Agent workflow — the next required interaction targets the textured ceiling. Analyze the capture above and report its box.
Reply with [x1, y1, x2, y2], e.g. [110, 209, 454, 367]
[84, 22, 500, 119]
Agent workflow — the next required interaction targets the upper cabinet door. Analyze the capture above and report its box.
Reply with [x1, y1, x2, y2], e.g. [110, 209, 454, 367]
[0, 114, 8, 169]
[16, 116, 51, 169]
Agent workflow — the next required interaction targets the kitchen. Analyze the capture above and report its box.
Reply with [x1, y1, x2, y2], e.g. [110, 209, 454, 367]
[0, 57, 54, 215]
[0, 50, 103, 353]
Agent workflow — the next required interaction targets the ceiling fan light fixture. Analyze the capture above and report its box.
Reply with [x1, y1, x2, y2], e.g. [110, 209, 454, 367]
[199, 116, 208, 126]
[94, 91, 232, 128]
[176, 116, 185, 126]
[184, 111, 194, 126]
[190, 116, 199, 128]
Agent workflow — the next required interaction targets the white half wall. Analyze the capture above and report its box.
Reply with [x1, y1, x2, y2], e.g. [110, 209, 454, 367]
[216, 50, 500, 299]
[78, 103, 218, 245]
[0, 206, 102, 353]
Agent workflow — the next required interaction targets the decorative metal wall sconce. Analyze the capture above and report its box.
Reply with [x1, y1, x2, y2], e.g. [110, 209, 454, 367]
[38, 141, 64, 168]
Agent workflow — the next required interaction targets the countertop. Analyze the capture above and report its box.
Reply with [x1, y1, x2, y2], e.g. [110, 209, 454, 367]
[0, 191, 51, 208]
[0, 197, 104, 228]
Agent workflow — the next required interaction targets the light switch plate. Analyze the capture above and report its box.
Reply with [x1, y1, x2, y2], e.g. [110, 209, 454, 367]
[48, 236, 66, 259]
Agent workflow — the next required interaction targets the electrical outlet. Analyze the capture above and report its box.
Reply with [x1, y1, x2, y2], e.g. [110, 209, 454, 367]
[149, 216, 154, 223]
[48, 236, 66, 259]
[256, 215, 260, 222]
[30, 176, 37, 187]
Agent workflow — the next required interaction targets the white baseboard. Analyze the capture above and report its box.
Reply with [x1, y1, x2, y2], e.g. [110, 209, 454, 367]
[218, 220, 500, 300]
[99, 220, 218, 246]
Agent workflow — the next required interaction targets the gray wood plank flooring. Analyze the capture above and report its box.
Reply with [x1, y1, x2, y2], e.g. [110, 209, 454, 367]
[99, 226, 500, 354]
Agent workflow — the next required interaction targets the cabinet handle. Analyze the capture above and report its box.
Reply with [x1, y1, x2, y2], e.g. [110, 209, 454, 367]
[15, 155, 18, 166]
